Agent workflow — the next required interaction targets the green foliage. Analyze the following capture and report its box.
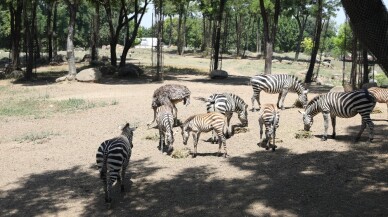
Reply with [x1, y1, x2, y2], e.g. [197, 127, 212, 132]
[375, 73, 388, 86]
[276, 16, 299, 52]
[332, 23, 353, 56]
[301, 37, 313, 54]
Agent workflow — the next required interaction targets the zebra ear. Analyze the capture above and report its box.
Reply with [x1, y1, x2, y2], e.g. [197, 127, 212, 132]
[119, 123, 130, 130]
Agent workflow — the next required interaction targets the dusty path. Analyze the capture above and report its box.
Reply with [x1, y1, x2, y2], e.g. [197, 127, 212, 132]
[0, 57, 387, 216]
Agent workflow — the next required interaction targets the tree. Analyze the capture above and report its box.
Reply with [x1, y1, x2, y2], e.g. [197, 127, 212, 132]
[90, 0, 100, 61]
[64, 0, 80, 80]
[260, 0, 281, 74]
[305, 0, 322, 83]
[9, 0, 23, 71]
[212, 0, 226, 70]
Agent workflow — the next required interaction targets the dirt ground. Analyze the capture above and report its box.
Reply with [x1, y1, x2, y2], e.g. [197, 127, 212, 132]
[0, 50, 387, 217]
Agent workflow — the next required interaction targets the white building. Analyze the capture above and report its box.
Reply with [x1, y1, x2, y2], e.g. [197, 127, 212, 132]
[135, 38, 157, 48]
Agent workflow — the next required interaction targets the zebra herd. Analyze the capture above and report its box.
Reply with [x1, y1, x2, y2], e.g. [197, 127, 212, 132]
[96, 74, 386, 207]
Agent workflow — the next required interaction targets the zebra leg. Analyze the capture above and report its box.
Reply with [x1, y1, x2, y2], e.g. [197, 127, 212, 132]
[265, 130, 270, 150]
[331, 115, 336, 139]
[173, 104, 178, 126]
[367, 120, 374, 142]
[321, 113, 329, 141]
[211, 130, 217, 144]
[159, 129, 164, 153]
[251, 92, 261, 111]
[120, 159, 129, 192]
[355, 120, 367, 142]
[192, 132, 200, 158]
[277, 89, 288, 110]
[259, 118, 264, 140]
[147, 108, 157, 128]
[105, 171, 112, 207]
[225, 113, 233, 138]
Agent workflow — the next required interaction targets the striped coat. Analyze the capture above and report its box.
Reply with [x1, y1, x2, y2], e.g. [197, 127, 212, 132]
[368, 87, 388, 118]
[258, 104, 280, 151]
[96, 123, 136, 207]
[180, 112, 228, 158]
[156, 105, 175, 154]
[250, 74, 308, 110]
[206, 93, 248, 136]
[300, 90, 376, 141]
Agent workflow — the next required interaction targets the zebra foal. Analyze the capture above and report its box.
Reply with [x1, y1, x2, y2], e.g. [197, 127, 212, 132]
[96, 123, 136, 208]
[180, 112, 228, 158]
[206, 93, 248, 136]
[250, 74, 309, 111]
[368, 87, 388, 118]
[299, 90, 376, 141]
[156, 105, 175, 154]
[258, 104, 280, 151]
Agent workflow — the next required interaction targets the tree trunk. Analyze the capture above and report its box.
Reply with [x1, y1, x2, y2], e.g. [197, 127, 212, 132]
[363, 48, 369, 84]
[235, 14, 241, 57]
[10, 0, 23, 70]
[294, 15, 308, 62]
[66, 1, 78, 79]
[47, 0, 53, 62]
[91, 1, 100, 61]
[177, 3, 184, 55]
[260, 0, 280, 74]
[350, 36, 358, 89]
[120, 0, 149, 67]
[213, 0, 226, 70]
[305, 0, 323, 83]
[201, 14, 207, 52]
[257, 17, 262, 55]
[222, 10, 229, 53]
[33, 1, 40, 59]
[53, 1, 58, 57]
[23, 0, 33, 80]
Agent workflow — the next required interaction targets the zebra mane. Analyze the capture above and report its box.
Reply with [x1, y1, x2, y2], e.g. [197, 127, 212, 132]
[182, 115, 196, 126]
[306, 95, 321, 107]
[291, 75, 306, 94]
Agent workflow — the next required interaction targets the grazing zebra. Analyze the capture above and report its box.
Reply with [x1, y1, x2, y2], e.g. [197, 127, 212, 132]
[180, 112, 228, 158]
[250, 74, 309, 111]
[299, 90, 376, 141]
[368, 87, 388, 118]
[96, 123, 136, 208]
[156, 105, 175, 154]
[258, 104, 280, 151]
[206, 93, 248, 136]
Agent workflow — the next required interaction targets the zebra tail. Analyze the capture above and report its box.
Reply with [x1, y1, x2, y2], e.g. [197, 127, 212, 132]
[101, 151, 108, 180]
[193, 96, 208, 102]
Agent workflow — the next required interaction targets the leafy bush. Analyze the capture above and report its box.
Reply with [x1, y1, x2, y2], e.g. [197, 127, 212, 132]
[301, 37, 313, 55]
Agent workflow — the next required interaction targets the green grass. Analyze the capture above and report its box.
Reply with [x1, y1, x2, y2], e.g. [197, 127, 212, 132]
[0, 97, 116, 117]
[15, 131, 59, 144]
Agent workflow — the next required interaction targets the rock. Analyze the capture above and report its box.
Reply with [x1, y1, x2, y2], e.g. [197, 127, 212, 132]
[99, 65, 117, 76]
[81, 54, 92, 62]
[210, 69, 228, 79]
[282, 60, 293, 64]
[330, 86, 344, 92]
[76, 68, 102, 82]
[272, 59, 280, 63]
[117, 64, 143, 77]
[362, 82, 378, 89]
[56, 75, 68, 82]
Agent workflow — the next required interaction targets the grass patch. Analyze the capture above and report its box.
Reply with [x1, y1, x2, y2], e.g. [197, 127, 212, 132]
[55, 98, 96, 111]
[144, 133, 159, 141]
[295, 130, 313, 139]
[15, 131, 59, 144]
[171, 147, 191, 159]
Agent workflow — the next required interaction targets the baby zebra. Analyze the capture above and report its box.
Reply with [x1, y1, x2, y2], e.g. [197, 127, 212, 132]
[368, 87, 388, 118]
[258, 104, 280, 151]
[156, 105, 175, 154]
[180, 112, 228, 158]
[96, 123, 136, 208]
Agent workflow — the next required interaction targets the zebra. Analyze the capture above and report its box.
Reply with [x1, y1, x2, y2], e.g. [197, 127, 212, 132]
[258, 104, 280, 151]
[368, 87, 388, 118]
[206, 93, 248, 137]
[180, 112, 228, 158]
[299, 90, 376, 141]
[250, 74, 309, 111]
[156, 105, 175, 154]
[96, 123, 136, 208]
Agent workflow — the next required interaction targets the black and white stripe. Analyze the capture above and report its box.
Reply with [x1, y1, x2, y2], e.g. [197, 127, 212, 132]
[206, 93, 248, 136]
[299, 90, 376, 141]
[96, 123, 136, 207]
[250, 74, 308, 111]
[156, 105, 175, 154]
[368, 87, 388, 118]
[180, 112, 228, 158]
[258, 104, 280, 151]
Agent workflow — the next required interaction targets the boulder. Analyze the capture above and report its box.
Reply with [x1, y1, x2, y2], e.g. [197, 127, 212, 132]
[272, 59, 280, 63]
[329, 86, 344, 92]
[210, 69, 228, 79]
[76, 68, 102, 82]
[56, 75, 68, 82]
[117, 64, 143, 77]
[282, 60, 293, 64]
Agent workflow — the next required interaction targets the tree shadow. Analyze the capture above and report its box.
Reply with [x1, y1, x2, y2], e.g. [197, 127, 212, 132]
[0, 158, 161, 217]
[305, 83, 333, 94]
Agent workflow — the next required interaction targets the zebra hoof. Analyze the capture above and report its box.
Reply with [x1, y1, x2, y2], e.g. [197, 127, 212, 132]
[321, 136, 327, 141]
[192, 154, 197, 158]
[223, 153, 228, 158]
[272, 147, 276, 151]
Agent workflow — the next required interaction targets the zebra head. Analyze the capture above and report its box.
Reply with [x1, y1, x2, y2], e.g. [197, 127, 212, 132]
[238, 104, 249, 127]
[120, 123, 137, 148]
[298, 111, 313, 131]
[180, 124, 190, 145]
[298, 89, 309, 108]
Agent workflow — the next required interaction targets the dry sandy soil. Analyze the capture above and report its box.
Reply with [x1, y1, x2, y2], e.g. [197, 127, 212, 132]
[0, 49, 387, 217]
